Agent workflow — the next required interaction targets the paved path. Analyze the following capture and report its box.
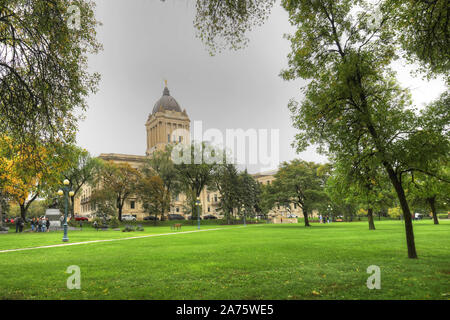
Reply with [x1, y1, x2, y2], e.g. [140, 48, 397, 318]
[0, 226, 242, 254]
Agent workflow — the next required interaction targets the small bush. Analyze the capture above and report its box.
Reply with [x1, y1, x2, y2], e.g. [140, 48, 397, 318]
[108, 217, 120, 228]
[438, 213, 449, 219]
[122, 225, 135, 232]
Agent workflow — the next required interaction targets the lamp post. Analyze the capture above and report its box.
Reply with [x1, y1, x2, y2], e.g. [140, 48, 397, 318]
[58, 179, 74, 242]
[196, 197, 201, 230]
[242, 204, 246, 227]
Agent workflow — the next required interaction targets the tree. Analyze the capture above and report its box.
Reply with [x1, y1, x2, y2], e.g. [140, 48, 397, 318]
[62, 146, 101, 218]
[0, 0, 101, 145]
[94, 161, 140, 221]
[237, 169, 260, 221]
[210, 163, 240, 223]
[144, 145, 180, 220]
[137, 174, 167, 225]
[277, 0, 450, 258]
[407, 168, 450, 224]
[173, 141, 218, 219]
[0, 136, 72, 219]
[270, 160, 328, 227]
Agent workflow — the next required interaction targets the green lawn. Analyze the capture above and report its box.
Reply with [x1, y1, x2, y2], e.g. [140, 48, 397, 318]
[0, 220, 449, 300]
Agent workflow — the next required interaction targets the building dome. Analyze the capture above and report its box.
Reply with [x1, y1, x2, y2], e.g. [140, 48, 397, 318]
[152, 86, 182, 114]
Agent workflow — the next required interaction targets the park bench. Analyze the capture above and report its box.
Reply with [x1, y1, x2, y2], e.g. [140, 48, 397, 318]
[171, 223, 182, 230]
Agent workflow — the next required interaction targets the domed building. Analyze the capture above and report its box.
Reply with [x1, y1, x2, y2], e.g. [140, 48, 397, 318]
[146, 82, 190, 156]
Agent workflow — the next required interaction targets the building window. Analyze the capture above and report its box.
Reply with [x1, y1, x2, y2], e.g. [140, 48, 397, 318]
[179, 136, 182, 142]
[214, 194, 218, 202]
[130, 201, 135, 209]
[168, 134, 170, 142]
[207, 194, 210, 202]
[208, 207, 210, 212]
[176, 207, 179, 212]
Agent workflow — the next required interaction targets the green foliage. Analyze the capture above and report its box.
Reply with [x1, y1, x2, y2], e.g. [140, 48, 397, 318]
[194, 0, 276, 54]
[173, 141, 218, 216]
[269, 159, 329, 226]
[0, 0, 102, 145]
[108, 216, 119, 229]
[388, 0, 450, 77]
[210, 163, 240, 222]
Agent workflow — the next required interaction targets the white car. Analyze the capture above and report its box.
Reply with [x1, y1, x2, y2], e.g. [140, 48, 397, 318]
[122, 215, 136, 221]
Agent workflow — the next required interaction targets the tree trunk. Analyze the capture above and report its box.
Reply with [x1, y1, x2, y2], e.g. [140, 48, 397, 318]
[118, 205, 123, 221]
[384, 164, 417, 259]
[303, 207, 310, 227]
[20, 203, 27, 220]
[367, 208, 376, 230]
[427, 197, 439, 225]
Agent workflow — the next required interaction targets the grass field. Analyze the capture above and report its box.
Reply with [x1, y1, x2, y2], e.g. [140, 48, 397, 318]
[0, 220, 448, 300]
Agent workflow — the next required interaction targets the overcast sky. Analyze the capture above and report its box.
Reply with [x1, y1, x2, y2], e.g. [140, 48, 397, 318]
[77, 0, 447, 173]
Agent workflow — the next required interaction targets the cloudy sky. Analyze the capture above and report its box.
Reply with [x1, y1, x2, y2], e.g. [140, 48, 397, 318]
[78, 0, 447, 173]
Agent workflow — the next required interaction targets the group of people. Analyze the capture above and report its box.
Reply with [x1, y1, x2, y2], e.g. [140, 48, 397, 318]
[319, 214, 331, 224]
[30, 217, 50, 232]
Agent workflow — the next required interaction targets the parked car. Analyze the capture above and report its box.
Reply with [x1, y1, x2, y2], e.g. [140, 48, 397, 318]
[203, 215, 217, 220]
[122, 215, 137, 221]
[74, 215, 89, 221]
[143, 216, 159, 221]
[287, 214, 298, 218]
[168, 214, 185, 220]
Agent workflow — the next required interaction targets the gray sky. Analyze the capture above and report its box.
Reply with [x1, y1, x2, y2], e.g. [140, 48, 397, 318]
[78, 0, 447, 173]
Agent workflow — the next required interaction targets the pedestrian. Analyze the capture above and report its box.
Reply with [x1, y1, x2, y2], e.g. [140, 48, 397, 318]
[319, 214, 323, 224]
[41, 218, 46, 232]
[15, 217, 21, 233]
[93, 220, 98, 231]
[46, 217, 50, 232]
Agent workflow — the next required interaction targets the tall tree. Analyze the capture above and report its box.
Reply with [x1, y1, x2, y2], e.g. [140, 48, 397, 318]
[137, 174, 167, 225]
[278, 0, 450, 258]
[210, 163, 240, 223]
[270, 160, 328, 227]
[62, 146, 101, 218]
[237, 169, 260, 221]
[0, 0, 101, 145]
[174, 141, 218, 219]
[94, 161, 140, 221]
[144, 145, 180, 220]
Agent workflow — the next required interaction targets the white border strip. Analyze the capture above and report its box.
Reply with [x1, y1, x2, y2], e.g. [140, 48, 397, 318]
[0, 227, 237, 254]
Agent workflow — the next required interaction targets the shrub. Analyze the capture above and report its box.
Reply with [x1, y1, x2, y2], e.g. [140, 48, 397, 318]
[108, 217, 120, 228]
[438, 213, 449, 219]
[122, 225, 135, 232]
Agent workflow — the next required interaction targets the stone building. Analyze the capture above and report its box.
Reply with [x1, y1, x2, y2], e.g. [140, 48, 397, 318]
[74, 84, 312, 221]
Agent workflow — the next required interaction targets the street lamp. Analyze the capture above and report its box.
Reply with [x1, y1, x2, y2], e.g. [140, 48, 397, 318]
[58, 179, 74, 242]
[196, 197, 201, 230]
[242, 204, 246, 227]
